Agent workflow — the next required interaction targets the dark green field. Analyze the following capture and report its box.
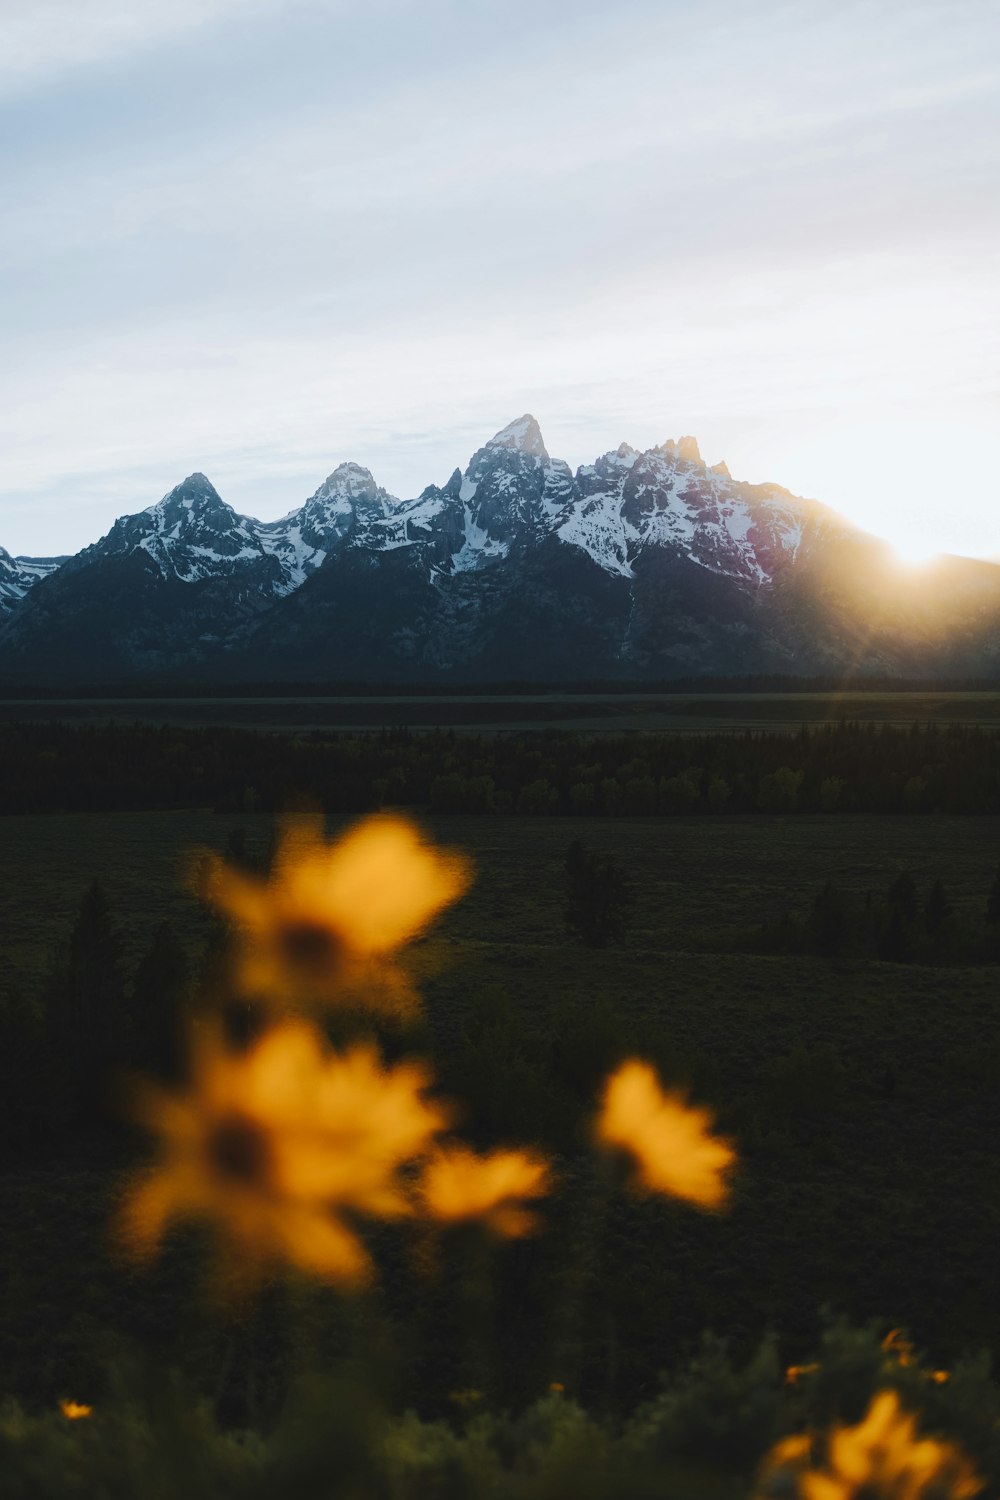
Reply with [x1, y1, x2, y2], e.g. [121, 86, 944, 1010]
[3, 809, 1000, 984]
[4, 689, 1000, 733]
[2, 809, 999, 1422]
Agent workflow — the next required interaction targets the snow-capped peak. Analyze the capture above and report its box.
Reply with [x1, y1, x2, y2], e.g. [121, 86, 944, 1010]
[145, 472, 225, 520]
[659, 436, 703, 465]
[314, 462, 382, 503]
[486, 414, 548, 462]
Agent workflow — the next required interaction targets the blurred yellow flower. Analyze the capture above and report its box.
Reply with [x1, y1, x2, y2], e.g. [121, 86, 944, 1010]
[882, 1329, 916, 1367]
[59, 1400, 92, 1420]
[419, 1144, 552, 1237]
[757, 1391, 982, 1500]
[116, 1020, 448, 1290]
[786, 1363, 820, 1385]
[201, 813, 471, 1006]
[595, 1059, 735, 1209]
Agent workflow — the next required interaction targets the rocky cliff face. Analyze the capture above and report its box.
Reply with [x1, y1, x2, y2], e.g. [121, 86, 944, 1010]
[2, 417, 998, 683]
[0, 547, 66, 617]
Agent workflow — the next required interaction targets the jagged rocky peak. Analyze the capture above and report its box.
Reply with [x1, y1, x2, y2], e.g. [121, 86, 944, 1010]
[148, 472, 228, 524]
[1, 543, 74, 612]
[484, 414, 549, 463]
[659, 435, 703, 465]
[710, 459, 731, 478]
[314, 461, 383, 504]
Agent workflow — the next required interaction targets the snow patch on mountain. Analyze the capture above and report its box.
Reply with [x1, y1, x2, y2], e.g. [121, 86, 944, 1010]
[0, 546, 67, 612]
[485, 413, 548, 461]
[260, 463, 399, 592]
[557, 491, 633, 577]
[3, 420, 835, 627]
[451, 507, 510, 573]
[259, 523, 328, 591]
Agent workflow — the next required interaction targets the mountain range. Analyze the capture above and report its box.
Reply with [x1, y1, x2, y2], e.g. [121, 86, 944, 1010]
[2, 415, 999, 684]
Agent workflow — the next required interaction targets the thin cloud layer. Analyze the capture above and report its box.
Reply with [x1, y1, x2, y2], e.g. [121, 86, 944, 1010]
[0, 0, 285, 96]
[0, 0, 997, 558]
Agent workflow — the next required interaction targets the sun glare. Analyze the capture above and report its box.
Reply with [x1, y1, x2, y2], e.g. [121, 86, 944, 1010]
[773, 419, 994, 567]
[891, 539, 942, 568]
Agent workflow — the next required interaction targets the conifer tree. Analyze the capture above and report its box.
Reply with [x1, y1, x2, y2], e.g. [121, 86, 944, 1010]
[887, 871, 918, 925]
[131, 921, 190, 1080]
[564, 840, 632, 948]
[986, 864, 1000, 926]
[47, 880, 129, 1124]
[810, 879, 852, 955]
[922, 879, 952, 935]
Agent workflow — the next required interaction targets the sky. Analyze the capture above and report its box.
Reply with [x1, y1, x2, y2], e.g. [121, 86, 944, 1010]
[1, 0, 997, 562]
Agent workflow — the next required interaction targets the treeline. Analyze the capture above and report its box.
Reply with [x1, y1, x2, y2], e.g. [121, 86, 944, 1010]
[7, 1320, 1000, 1500]
[749, 866, 1000, 965]
[4, 673, 999, 696]
[7, 672, 1000, 693]
[4, 720, 1000, 816]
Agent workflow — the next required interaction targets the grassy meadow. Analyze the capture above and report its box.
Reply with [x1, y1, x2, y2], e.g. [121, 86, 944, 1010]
[4, 687, 1000, 733]
[3, 716, 1000, 1493]
[2, 814, 999, 1392]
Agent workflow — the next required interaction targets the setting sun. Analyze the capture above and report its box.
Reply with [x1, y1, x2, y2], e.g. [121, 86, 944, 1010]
[891, 539, 942, 568]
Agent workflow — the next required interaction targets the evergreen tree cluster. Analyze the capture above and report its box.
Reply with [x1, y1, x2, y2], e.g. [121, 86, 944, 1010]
[0, 886, 191, 1146]
[4, 719, 1000, 816]
[563, 841, 633, 948]
[752, 864, 1000, 963]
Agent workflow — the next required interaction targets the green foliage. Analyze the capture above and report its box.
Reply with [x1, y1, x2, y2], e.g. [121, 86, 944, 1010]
[44, 881, 130, 1126]
[131, 922, 191, 1081]
[3, 1322, 999, 1499]
[563, 841, 632, 948]
[623, 1333, 783, 1471]
[3, 808, 1000, 1459]
[759, 1045, 845, 1130]
[707, 775, 731, 814]
[7, 716, 1000, 819]
[757, 767, 803, 813]
[923, 879, 953, 935]
[751, 862, 997, 967]
[818, 775, 846, 812]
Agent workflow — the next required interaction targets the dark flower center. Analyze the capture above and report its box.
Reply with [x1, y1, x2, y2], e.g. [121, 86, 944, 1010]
[206, 1111, 271, 1185]
[278, 919, 342, 976]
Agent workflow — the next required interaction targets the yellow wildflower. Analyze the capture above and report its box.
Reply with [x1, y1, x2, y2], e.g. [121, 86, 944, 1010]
[595, 1059, 735, 1209]
[786, 1363, 820, 1385]
[116, 1020, 448, 1290]
[757, 1390, 982, 1500]
[201, 813, 471, 1007]
[882, 1329, 916, 1367]
[419, 1144, 552, 1236]
[59, 1400, 92, 1420]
